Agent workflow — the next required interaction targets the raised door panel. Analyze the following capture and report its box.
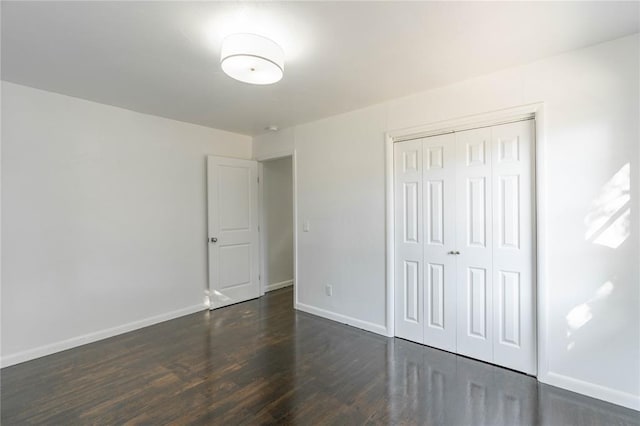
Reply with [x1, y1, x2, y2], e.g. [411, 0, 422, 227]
[455, 127, 494, 364]
[498, 175, 520, 250]
[467, 177, 487, 247]
[427, 263, 445, 328]
[394, 140, 424, 343]
[422, 133, 457, 353]
[219, 165, 251, 232]
[426, 180, 444, 245]
[219, 244, 251, 289]
[404, 182, 420, 243]
[491, 120, 536, 375]
[404, 261, 421, 323]
[467, 267, 488, 339]
[498, 271, 521, 347]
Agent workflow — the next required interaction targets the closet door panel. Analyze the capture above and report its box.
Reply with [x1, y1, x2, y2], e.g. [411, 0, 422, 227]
[422, 133, 457, 353]
[455, 127, 494, 364]
[394, 140, 425, 343]
[491, 120, 536, 375]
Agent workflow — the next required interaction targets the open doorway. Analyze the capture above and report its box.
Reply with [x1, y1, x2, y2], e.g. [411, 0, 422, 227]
[259, 156, 294, 295]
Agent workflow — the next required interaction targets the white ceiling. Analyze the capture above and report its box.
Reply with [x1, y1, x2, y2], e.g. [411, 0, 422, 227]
[2, 1, 638, 136]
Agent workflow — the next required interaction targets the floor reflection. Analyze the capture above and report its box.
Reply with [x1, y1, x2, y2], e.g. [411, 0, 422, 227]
[2, 287, 638, 425]
[278, 290, 637, 425]
[387, 338, 540, 425]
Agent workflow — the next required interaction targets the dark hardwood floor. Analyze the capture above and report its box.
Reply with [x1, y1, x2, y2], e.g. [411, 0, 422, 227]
[2, 287, 638, 425]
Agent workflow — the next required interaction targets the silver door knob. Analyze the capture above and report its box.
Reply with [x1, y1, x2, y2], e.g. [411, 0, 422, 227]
[455, 251, 460, 255]
[210, 237, 218, 243]
[447, 251, 455, 255]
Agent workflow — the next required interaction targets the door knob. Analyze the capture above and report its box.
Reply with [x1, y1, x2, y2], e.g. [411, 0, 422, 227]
[210, 237, 218, 243]
[455, 251, 460, 255]
[447, 251, 455, 255]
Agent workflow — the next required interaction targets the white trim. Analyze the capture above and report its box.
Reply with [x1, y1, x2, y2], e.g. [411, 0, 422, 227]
[292, 150, 299, 308]
[258, 162, 266, 296]
[295, 302, 389, 336]
[385, 102, 546, 366]
[539, 372, 640, 411]
[266, 279, 294, 292]
[261, 134, 299, 309]
[385, 133, 395, 338]
[1, 304, 206, 368]
[533, 107, 549, 379]
[255, 149, 294, 162]
[387, 103, 542, 142]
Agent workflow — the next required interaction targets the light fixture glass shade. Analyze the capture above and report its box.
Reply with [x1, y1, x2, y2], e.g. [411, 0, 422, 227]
[220, 33, 284, 85]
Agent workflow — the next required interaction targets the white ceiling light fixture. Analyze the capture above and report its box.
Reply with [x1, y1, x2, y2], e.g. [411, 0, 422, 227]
[220, 33, 284, 85]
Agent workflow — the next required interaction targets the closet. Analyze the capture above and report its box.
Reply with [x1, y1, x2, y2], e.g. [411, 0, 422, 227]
[394, 119, 536, 375]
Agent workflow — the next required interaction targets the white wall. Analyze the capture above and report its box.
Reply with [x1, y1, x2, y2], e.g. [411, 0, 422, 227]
[262, 157, 294, 290]
[294, 105, 389, 334]
[254, 34, 640, 409]
[254, 127, 295, 160]
[1, 82, 252, 366]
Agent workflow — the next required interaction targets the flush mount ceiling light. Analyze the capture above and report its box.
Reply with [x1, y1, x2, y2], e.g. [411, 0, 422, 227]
[220, 33, 284, 85]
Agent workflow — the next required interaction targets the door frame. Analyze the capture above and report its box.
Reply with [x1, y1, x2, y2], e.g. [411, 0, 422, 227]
[256, 150, 298, 303]
[385, 102, 547, 378]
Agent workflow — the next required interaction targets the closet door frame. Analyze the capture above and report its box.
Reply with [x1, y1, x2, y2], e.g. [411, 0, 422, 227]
[385, 103, 547, 379]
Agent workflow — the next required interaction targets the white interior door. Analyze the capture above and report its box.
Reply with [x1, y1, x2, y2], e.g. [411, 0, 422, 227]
[207, 156, 259, 309]
[455, 127, 494, 365]
[394, 139, 424, 343]
[422, 133, 457, 353]
[491, 120, 536, 374]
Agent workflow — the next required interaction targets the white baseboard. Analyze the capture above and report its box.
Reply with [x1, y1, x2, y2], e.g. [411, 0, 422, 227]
[1, 304, 206, 368]
[266, 279, 293, 292]
[295, 302, 389, 336]
[538, 371, 640, 411]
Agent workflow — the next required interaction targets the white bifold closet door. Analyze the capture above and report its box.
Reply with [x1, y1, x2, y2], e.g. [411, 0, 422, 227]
[394, 119, 535, 375]
[455, 127, 495, 364]
[394, 138, 424, 344]
[422, 134, 458, 353]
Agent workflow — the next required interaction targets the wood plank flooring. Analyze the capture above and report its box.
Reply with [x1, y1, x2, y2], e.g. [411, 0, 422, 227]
[2, 287, 638, 425]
